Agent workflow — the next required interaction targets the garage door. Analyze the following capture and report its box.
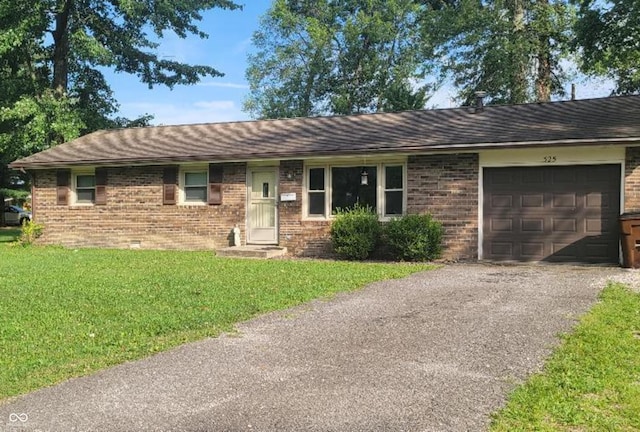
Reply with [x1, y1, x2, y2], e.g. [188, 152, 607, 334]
[483, 164, 620, 263]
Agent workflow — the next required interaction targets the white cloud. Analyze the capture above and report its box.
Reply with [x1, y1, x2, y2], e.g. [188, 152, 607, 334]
[193, 100, 235, 110]
[121, 100, 250, 125]
[233, 37, 253, 55]
[197, 81, 250, 89]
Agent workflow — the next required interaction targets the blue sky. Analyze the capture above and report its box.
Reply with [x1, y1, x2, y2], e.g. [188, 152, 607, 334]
[108, 1, 272, 126]
[108, 0, 614, 126]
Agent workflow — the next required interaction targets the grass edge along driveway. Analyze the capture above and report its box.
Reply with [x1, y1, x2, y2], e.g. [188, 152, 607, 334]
[491, 283, 640, 431]
[0, 246, 433, 400]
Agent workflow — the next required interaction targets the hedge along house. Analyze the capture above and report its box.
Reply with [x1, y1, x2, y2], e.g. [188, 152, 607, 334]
[9, 95, 640, 263]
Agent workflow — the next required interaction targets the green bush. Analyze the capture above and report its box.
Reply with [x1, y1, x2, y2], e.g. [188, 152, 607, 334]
[383, 213, 443, 261]
[17, 220, 44, 246]
[330, 205, 381, 260]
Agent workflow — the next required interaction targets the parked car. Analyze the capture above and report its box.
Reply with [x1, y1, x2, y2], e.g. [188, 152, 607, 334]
[3, 205, 32, 226]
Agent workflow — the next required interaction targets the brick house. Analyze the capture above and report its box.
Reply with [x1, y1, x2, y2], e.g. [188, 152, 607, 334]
[9, 95, 640, 263]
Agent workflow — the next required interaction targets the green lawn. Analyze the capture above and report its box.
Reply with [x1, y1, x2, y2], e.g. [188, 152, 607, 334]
[0, 227, 20, 243]
[0, 246, 432, 400]
[491, 283, 640, 431]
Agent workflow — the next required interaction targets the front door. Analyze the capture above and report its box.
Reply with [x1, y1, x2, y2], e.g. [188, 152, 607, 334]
[247, 169, 278, 244]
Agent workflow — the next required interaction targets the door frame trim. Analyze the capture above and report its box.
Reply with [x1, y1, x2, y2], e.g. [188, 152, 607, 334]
[246, 167, 279, 245]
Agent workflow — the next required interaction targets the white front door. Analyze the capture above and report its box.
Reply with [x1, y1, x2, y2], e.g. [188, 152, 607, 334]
[247, 169, 278, 244]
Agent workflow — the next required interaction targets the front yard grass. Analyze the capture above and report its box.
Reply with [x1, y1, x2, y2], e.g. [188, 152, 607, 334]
[0, 227, 20, 243]
[0, 246, 432, 400]
[491, 283, 640, 431]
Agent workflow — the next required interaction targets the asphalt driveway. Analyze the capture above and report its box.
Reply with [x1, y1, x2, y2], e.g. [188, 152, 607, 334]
[1, 264, 635, 432]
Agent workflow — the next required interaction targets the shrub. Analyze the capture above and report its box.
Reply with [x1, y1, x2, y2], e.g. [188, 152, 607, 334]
[330, 205, 381, 260]
[17, 220, 44, 246]
[383, 214, 443, 261]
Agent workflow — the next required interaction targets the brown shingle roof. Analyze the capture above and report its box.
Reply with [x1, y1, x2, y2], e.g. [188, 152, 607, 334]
[10, 95, 640, 169]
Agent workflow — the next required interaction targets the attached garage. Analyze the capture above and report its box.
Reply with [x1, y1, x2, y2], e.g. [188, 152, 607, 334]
[483, 164, 621, 263]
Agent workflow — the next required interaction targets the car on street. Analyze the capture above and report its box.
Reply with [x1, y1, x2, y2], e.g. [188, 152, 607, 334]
[3, 205, 32, 226]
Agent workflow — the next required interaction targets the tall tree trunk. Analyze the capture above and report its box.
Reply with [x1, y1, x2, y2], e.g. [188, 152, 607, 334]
[536, 38, 551, 101]
[535, 0, 552, 102]
[0, 164, 5, 226]
[510, 0, 528, 104]
[0, 192, 5, 227]
[52, 0, 73, 95]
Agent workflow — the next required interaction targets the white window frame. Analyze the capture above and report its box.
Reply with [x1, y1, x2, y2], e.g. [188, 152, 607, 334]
[179, 166, 208, 205]
[72, 169, 96, 205]
[382, 164, 405, 218]
[303, 161, 407, 221]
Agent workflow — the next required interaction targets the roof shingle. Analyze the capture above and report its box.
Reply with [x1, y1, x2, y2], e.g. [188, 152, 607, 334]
[10, 95, 640, 169]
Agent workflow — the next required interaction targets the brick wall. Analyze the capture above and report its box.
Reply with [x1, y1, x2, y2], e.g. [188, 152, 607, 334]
[32, 163, 247, 250]
[625, 147, 640, 212]
[278, 160, 332, 256]
[31, 154, 480, 260]
[407, 154, 479, 260]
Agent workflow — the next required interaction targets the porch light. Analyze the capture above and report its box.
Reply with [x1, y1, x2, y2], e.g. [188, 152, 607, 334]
[360, 168, 369, 186]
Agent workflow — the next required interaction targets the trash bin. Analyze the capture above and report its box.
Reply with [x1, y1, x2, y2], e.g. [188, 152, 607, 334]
[619, 213, 640, 268]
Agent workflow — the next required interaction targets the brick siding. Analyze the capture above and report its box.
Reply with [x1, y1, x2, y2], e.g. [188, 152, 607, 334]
[625, 147, 640, 212]
[31, 155, 480, 260]
[407, 154, 479, 260]
[32, 164, 247, 250]
[278, 160, 332, 256]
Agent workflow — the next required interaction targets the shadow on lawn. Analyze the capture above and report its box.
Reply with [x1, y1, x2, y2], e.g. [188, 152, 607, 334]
[0, 227, 21, 243]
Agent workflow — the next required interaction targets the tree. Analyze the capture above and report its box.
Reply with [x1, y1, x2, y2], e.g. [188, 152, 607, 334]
[244, 0, 434, 119]
[575, 0, 640, 94]
[0, 0, 240, 222]
[427, 0, 575, 105]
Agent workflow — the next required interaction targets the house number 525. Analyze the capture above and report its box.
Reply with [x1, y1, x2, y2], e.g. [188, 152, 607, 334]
[543, 156, 557, 163]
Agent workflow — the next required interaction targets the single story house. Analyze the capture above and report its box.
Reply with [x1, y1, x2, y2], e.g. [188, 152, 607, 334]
[9, 95, 640, 263]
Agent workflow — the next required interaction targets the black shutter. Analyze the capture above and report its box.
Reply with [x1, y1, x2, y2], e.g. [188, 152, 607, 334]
[208, 164, 223, 205]
[95, 168, 107, 205]
[163, 166, 178, 205]
[56, 169, 70, 205]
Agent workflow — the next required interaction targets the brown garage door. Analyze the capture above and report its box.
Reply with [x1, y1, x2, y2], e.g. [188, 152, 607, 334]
[483, 164, 620, 263]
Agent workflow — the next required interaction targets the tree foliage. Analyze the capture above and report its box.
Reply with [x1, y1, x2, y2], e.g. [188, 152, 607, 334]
[429, 0, 575, 105]
[0, 0, 239, 207]
[575, 0, 640, 94]
[244, 0, 433, 119]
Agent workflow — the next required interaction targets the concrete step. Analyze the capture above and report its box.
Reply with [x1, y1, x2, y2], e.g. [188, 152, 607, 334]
[216, 245, 288, 259]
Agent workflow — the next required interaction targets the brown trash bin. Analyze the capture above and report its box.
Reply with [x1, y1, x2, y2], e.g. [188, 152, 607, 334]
[619, 213, 640, 268]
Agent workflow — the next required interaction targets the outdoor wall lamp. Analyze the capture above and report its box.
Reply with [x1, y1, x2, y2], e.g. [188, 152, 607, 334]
[360, 168, 368, 186]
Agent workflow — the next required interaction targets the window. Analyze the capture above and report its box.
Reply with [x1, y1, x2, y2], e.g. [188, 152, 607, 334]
[331, 166, 377, 212]
[75, 174, 96, 204]
[384, 165, 403, 216]
[183, 171, 208, 203]
[308, 168, 326, 216]
[305, 163, 405, 219]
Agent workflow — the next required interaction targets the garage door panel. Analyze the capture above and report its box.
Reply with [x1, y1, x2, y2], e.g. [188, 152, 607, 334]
[490, 242, 513, 256]
[521, 242, 544, 258]
[521, 219, 544, 232]
[585, 218, 602, 233]
[522, 171, 544, 184]
[483, 164, 620, 263]
[586, 192, 603, 208]
[551, 242, 576, 258]
[587, 166, 616, 182]
[491, 194, 513, 208]
[521, 194, 544, 207]
[553, 218, 578, 232]
[552, 170, 578, 183]
[585, 242, 613, 260]
[489, 171, 516, 185]
[491, 219, 513, 232]
[552, 193, 577, 208]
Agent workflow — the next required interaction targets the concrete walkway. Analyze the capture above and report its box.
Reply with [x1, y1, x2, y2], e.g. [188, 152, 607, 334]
[1, 264, 636, 432]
